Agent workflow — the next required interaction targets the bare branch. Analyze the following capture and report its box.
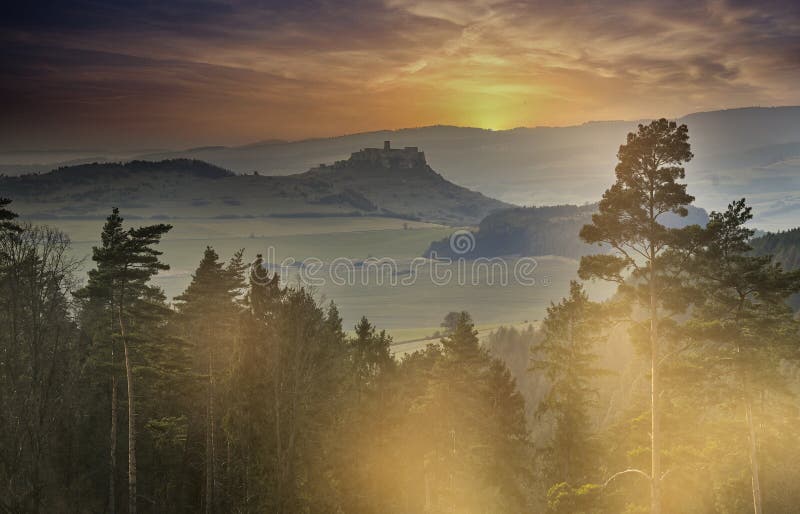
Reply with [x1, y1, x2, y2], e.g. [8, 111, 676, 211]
[603, 468, 651, 488]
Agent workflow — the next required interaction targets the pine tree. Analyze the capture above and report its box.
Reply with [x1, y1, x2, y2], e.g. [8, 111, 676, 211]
[226, 260, 350, 512]
[173, 246, 245, 514]
[0, 197, 20, 235]
[75, 208, 171, 514]
[690, 199, 800, 513]
[531, 281, 607, 489]
[579, 119, 694, 514]
[336, 316, 397, 513]
[351, 316, 395, 394]
[418, 312, 531, 513]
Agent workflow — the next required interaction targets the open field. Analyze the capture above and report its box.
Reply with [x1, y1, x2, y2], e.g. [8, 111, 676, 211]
[34, 215, 614, 337]
[51, 216, 445, 242]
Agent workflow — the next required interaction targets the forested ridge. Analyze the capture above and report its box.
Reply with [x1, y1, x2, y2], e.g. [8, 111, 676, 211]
[751, 227, 800, 270]
[424, 203, 709, 260]
[2, 120, 800, 513]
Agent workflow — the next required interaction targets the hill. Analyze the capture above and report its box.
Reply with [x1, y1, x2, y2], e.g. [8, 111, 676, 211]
[425, 204, 709, 260]
[124, 106, 800, 230]
[750, 228, 800, 310]
[0, 146, 511, 225]
[750, 228, 800, 271]
[5, 107, 799, 228]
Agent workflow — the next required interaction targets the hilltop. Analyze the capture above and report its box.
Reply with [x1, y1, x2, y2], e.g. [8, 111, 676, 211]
[1, 144, 510, 225]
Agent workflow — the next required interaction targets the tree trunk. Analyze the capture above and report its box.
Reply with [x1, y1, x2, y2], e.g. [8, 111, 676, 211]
[206, 357, 215, 514]
[110, 373, 118, 514]
[124, 340, 137, 514]
[745, 387, 763, 514]
[109, 316, 118, 514]
[650, 248, 661, 514]
[116, 292, 137, 514]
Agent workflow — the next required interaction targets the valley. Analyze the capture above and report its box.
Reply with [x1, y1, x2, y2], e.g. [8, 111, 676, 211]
[55, 215, 608, 339]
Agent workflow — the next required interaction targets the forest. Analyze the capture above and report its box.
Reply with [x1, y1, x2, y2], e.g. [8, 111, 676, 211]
[1, 119, 800, 514]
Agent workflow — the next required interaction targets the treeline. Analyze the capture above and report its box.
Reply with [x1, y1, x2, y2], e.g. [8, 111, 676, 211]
[509, 120, 800, 513]
[2, 118, 800, 514]
[0, 200, 530, 513]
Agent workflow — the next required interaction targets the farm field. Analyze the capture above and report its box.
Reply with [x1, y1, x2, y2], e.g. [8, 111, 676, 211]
[36, 215, 613, 338]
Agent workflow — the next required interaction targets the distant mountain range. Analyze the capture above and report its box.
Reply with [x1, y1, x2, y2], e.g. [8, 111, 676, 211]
[3, 106, 799, 229]
[0, 144, 510, 225]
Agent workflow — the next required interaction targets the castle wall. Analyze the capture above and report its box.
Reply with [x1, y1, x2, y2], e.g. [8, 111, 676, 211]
[348, 142, 426, 168]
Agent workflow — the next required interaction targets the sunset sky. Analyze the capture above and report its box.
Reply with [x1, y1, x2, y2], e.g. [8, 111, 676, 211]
[2, 0, 799, 151]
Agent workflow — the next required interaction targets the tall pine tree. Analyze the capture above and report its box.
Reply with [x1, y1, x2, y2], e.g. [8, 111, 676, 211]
[690, 199, 800, 513]
[579, 119, 694, 514]
[76, 208, 172, 514]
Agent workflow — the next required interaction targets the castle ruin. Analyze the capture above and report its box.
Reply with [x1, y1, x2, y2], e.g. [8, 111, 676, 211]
[347, 141, 427, 169]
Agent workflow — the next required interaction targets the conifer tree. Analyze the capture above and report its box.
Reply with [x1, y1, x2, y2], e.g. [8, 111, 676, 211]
[690, 199, 800, 513]
[76, 208, 171, 514]
[336, 316, 397, 512]
[531, 281, 607, 489]
[579, 119, 694, 514]
[0, 197, 20, 235]
[174, 246, 245, 514]
[226, 259, 350, 512]
[419, 312, 530, 513]
[352, 316, 395, 393]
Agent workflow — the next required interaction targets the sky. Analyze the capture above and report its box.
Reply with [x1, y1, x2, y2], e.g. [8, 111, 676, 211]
[1, 0, 799, 151]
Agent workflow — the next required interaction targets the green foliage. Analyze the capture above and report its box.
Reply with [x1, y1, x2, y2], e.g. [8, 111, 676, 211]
[224, 265, 353, 512]
[532, 281, 609, 488]
[74, 207, 173, 514]
[751, 226, 800, 271]
[547, 482, 605, 514]
[674, 198, 800, 513]
[750, 226, 800, 309]
[405, 312, 532, 513]
[578, 119, 697, 513]
[0, 197, 20, 235]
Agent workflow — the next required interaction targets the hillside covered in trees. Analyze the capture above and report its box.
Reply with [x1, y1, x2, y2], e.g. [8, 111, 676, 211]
[751, 227, 800, 270]
[425, 203, 709, 260]
[751, 228, 800, 309]
[2, 120, 800, 514]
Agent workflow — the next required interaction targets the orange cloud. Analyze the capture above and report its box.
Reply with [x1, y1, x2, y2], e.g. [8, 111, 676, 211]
[1, 0, 798, 150]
